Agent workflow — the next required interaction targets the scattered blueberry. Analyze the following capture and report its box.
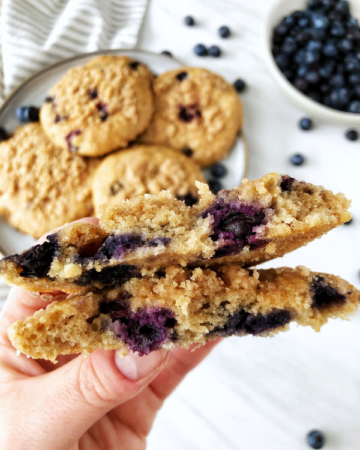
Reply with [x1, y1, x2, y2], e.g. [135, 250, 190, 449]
[161, 50, 172, 57]
[209, 45, 221, 57]
[307, 430, 325, 449]
[348, 100, 360, 113]
[16, 106, 40, 123]
[184, 16, 195, 26]
[290, 154, 305, 166]
[219, 26, 231, 38]
[234, 79, 246, 93]
[210, 163, 227, 178]
[194, 44, 208, 56]
[346, 129, 359, 141]
[0, 126, 8, 142]
[344, 218, 353, 225]
[208, 179, 223, 194]
[299, 117, 313, 130]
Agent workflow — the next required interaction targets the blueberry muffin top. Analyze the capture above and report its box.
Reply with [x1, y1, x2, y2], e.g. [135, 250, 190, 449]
[0, 123, 99, 238]
[139, 67, 243, 167]
[40, 55, 154, 157]
[92, 144, 206, 213]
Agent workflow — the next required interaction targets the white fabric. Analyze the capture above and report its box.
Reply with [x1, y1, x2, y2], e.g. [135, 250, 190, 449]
[0, 0, 148, 308]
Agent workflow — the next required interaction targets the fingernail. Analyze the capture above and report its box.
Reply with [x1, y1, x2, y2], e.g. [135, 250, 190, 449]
[115, 349, 168, 380]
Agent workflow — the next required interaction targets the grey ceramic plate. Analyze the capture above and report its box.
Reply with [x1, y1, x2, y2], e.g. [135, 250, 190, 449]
[0, 49, 248, 257]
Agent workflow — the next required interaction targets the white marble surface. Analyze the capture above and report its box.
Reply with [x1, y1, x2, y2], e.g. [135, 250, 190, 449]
[137, 0, 360, 449]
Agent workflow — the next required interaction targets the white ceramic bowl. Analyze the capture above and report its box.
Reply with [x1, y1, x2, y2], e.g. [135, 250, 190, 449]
[263, 0, 360, 125]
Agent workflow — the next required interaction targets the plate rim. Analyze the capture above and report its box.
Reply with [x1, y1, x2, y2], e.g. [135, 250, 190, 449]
[0, 48, 249, 257]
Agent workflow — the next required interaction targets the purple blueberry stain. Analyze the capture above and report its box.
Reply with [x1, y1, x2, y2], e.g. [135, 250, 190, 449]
[280, 175, 296, 192]
[96, 102, 109, 121]
[129, 61, 140, 70]
[88, 88, 98, 100]
[110, 306, 177, 355]
[66, 129, 82, 152]
[211, 308, 292, 337]
[200, 196, 269, 258]
[311, 276, 346, 310]
[176, 193, 198, 207]
[75, 264, 138, 286]
[178, 104, 201, 123]
[16, 234, 59, 278]
[176, 71, 188, 82]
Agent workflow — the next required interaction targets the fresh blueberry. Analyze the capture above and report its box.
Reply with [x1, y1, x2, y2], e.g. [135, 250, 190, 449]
[274, 24, 289, 36]
[294, 49, 306, 64]
[184, 16, 195, 26]
[194, 44, 207, 56]
[305, 50, 320, 64]
[330, 87, 351, 109]
[275, 54, 290, 69]
[312, 29, 327, 41]
[297, 65, 308, 77]
[290, 154, 305, 166]
[335, 1, 350, 16]
[296, 30, 312, 45]
[312, 14, 329, 30]
[307, 40, 322, 51]
[210, 163, 227, 178]
[323, 42, 338, 57]
[208, 180, 223, 194]
[16, 106, 40, 123]
[0, 126, 8, 142]
[299, 117, 313, 130]
[329, 74, 345, 88]
[348, 73, 360, 86]
[161, 50, 173, 57]
[338, 38, 353, 52]
[307, 430, 325, 449]
[346, 129, 359, 140]
[219, 26, 231, 38]
[298, 17, 310, 28]
[307, 0, 322, 10]
[319, 63, 334, 78]
[306, 71, 320, 84]
[331, 21, 346, 37]
[294, 78, 309, 92]
[234, 79, 246, 93]
[284, 16, 296, 27]
[282, 40, 298, 55]
[209, 45, 221, 57]
[344, 218, 353, 225]
[354, 85, 360, 98]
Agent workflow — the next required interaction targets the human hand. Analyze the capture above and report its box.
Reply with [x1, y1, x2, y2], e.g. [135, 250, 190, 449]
[0, 219, 220, 450]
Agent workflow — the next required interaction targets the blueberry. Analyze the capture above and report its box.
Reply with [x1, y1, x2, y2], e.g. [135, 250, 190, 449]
[16, 106, 40, 123]
[312, 29, 327, 41]
[294, 49, 306, 65]
[274, 24, 289, 36]
[299, 117, 313, 130]
[323, 94, 332, 106]
[307, 0, 322, 10]
[344, 218, 353, 225]
[320, 83, 330, 94]
[296, 30, 311, 45]
[306, 71, 320, 84]
[338, 38, 353, 52]
[208, 179, 223, 194]
[176, 71, 188, 82]
[282, 40, 298, 55]
[219, 26, 231, 38]
[234, 79, 246, 93]
[330, 87, 351, 109]
[319, 64, 334, 78]
[354, 85, 360, 98]
[0, 126, 8, 142]
[346, 129, 359, 140]
[331, 21, 346, 37]
[194, 44, 207, 56]
[345, 58, 360, 72]
[290, 154, 305, 166]
[298, 65, 309, 77]
[305, 50, 320, 64]
[294, 78, 309, 92]
[161, 50, 172, 57]
[211, 163, 227, 178]
[209, 45, 221, 57]
[323, 42, 338, 57]
[335, 1, 350, 16]
[298, 17, 310, 28]
[312, 14, 329, 30]
[307, 40, 322, 51]
[284, 16, 296, 27]
[307, 430, 325, 449]
[184, 16, 195, 26]
[329, 74, 345, 88]
[275, 54, 290, 69]
[348, 73, 360, 86]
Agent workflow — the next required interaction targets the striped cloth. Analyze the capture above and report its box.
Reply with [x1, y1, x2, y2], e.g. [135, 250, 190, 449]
[0, 0, 148, 309]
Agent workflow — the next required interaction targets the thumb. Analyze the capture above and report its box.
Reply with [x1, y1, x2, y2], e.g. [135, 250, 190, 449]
[20, 348, 168, 450]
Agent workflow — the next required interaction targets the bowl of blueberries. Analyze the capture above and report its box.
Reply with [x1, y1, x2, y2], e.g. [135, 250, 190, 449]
[263, 0, 360, 124]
